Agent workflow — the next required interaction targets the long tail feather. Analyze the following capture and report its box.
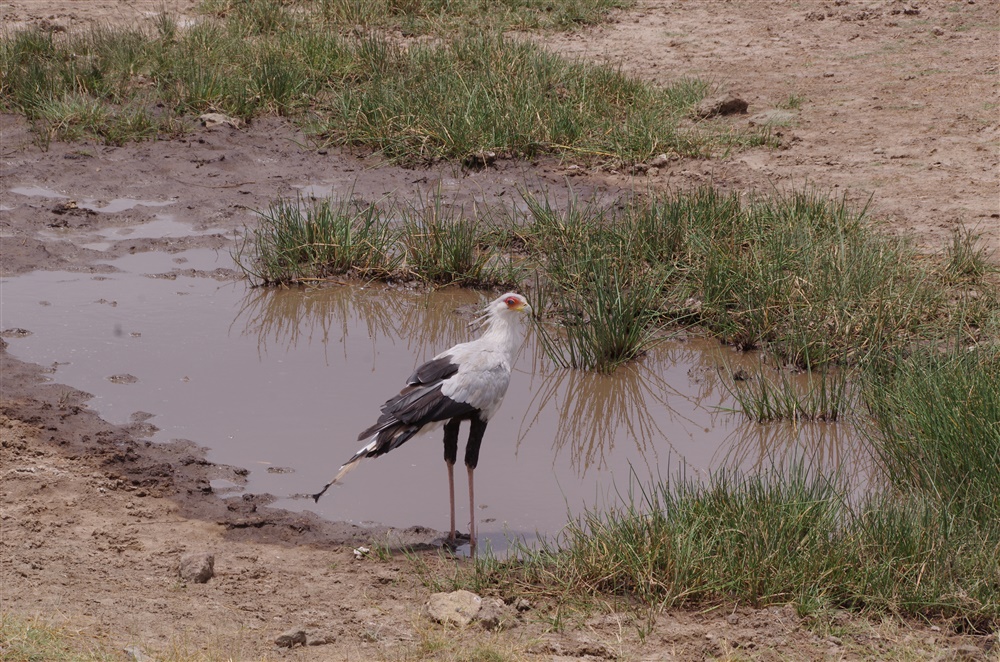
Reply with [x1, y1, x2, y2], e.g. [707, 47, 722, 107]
[312, 437, 376, 502]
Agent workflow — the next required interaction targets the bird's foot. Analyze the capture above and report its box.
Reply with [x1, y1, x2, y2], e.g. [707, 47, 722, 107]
[442, 531, 471, 553]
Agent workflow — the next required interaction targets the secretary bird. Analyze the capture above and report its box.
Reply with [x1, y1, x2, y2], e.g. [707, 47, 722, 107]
[313, 292, 532, 550]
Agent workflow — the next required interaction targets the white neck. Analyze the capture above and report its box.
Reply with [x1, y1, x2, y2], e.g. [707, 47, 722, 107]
[479, 313, 524, 364]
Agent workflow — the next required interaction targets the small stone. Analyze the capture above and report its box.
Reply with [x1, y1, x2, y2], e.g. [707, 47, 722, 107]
[726, 614, 740, 625]
[123, 646, 156, 662]
[463, 151, 496, 170]
[748, 110, 796, 127]
[178, 552, 215, 583]
[274, 629, 307, 648]
[693, 94, 749, 119]
[514, 598, 531, 612]
[307, 634, 335, 646]
[476, 598, 511, 631]
[426, 590, 482, 626]
[199, 113, 242, 129]
[931, 26, 945, 36]
[649, 153, 669, 168]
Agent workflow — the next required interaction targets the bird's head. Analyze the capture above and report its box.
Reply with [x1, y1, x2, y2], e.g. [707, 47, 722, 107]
[493, 292, 532, 316]
[475, 292, 532, 329]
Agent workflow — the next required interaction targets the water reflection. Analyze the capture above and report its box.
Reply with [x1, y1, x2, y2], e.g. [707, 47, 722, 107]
[521, 356, 677, 476]
[719, 420, 859, 474]
[235, 280, 865, 490]
[234, 284, 477, 363]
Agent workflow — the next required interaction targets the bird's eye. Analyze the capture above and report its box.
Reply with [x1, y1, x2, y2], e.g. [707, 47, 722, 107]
[505, 297, 517, 307]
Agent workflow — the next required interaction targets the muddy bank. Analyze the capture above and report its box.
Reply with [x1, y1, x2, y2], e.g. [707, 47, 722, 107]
[0, 113, 610, 278]
[0, 340, 446, 550]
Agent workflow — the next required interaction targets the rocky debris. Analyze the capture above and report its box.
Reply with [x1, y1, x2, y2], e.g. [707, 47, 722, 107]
[528, 633, 615, 659]
[747, 110, 796, 127]
[514, 597, 531, 612]
[1, 328, 33, 338]
[198, 113, 243, 129]
[123, 645, 157, 662]
[274, 628, 307, 648]
[426, 590, 482, 627]
[476, 597, 517, 631]
[178, 552, 215, 583]
[107, 374, 139, 385]
[464, 150, 497, 170]
[51, 201, 97, 217]
[693, 95, 748, 119]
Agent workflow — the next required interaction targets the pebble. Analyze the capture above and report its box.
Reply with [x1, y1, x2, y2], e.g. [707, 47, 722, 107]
[426, 590, 482, 627]
[178, 552, 215, 584]
[274, 628, 307, 648]
[693, 94, 749, 119]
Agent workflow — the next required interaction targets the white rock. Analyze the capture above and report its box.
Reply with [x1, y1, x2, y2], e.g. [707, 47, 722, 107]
[426, 590, 482, 626]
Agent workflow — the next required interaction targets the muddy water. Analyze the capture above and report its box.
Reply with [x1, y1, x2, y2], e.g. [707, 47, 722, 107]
[1, 249, 857, 552]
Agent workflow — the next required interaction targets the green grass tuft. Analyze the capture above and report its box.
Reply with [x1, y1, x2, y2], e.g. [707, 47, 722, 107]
[401, 197, 520, 287]
[233, 194, 400, 285]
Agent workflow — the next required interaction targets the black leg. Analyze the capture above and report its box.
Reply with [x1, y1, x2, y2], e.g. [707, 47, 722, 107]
[465, 417, 488, 551]
[443, 419, 461, 543]
[443, 418, 461, 466]
[464, 417, 487, 469]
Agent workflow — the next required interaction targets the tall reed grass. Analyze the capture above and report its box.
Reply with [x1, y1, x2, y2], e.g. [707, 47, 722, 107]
[237, 185, 998, 378]
[724, 363, 853, 423]
[862, 345, 1000, 521]
[401, 198, 520, 287]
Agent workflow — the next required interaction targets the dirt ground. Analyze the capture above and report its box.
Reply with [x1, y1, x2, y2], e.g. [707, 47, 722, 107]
[1, 0, 998, 659]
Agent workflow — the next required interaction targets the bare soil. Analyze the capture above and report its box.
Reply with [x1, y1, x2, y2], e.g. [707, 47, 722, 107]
[1, 0, 998, 659]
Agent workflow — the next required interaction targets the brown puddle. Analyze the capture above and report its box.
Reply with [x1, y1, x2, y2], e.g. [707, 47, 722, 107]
[1, 251, 860, 552]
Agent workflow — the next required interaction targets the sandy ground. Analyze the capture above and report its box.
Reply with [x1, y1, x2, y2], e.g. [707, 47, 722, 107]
[1, 0, 998, 659]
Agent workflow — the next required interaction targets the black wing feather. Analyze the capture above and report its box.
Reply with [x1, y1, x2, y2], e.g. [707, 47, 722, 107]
[407, 355, 459, 386]
[355, 354, 475, 449]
